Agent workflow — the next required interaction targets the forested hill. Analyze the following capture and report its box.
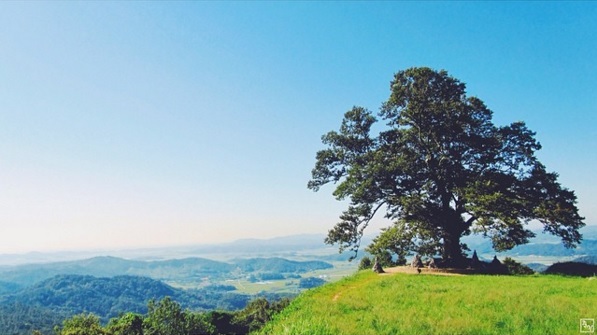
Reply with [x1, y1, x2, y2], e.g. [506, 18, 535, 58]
[0, 274, 254, 334]
[2, 275, 179, 318]
[1, 274, 262, 315]
[0, 255, 334, 334]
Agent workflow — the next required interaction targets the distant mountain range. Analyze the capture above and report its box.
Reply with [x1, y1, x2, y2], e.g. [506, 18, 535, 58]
[464, 225, 597, 258]
[0, 225, 595, 267]
[0, 233, 337, 266]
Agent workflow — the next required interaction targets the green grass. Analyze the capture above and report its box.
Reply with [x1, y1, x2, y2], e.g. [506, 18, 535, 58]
[258, 271, 596, 335]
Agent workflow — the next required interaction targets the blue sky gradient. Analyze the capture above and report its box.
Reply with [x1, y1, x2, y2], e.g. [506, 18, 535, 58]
[1, 2, 595, 252]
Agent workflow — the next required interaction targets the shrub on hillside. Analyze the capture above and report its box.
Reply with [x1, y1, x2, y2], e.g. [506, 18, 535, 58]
[54, 296, 292, 335]
[232, 297, 291, 334]
[503, 257, 535, 275]
[373, 250, 399, 268]
[358, 257, 372, 271]
[55, 313, 107, 335]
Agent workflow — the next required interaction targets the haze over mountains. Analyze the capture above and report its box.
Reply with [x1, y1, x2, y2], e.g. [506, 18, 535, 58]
[0, 226, 595, 334]
[1, 225, 596, 266]
[0, 256, 333, 288]
[464, 225, 597, 257]
[0, 253, 335, 334]
[0, 234, 336, 266]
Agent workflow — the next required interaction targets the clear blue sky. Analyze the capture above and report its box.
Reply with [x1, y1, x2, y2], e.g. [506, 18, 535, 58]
[1, 2, 595, 253]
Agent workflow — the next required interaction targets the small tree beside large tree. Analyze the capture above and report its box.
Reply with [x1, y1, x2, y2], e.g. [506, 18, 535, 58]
[309, 67, 584, 267]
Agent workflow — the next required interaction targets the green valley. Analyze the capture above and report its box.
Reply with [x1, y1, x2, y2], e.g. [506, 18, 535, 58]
[0, 255, 341, 334]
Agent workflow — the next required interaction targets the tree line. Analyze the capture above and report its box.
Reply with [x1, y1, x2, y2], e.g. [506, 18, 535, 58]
[0, 275, 294, 335]
[34, 296, 290, 335]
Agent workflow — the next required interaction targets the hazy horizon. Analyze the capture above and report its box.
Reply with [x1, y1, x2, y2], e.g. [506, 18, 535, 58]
[1, 2, 595, 253]
[0, 231, 332, 255]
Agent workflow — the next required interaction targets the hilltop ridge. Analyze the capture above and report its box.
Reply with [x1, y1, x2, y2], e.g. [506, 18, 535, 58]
[260, 270, 596, 335]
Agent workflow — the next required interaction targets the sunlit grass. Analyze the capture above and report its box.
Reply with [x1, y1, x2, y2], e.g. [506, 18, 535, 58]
[259, 271, 596, 335]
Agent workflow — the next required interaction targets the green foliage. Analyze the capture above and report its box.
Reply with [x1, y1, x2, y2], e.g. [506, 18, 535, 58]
[0, 256, 329, 333]
[233, 297, 291, 334]
[378, 250, 399, 267]
[144, 297, 214, 335]
[260, 271, 596, 335]
[365, 220, 438, 266]
[56, 313, 107, 335]
[0, 281, 21, 295]
[0, 274, 261, 328]
[6, 274, 178, 320]
[49, 295, 291, 335]
[358, 257, 372, 271]
[309, 67, 584, 266]
[0, 303, 65, 335]
[206, 311, 245, 335]
[233, 298, 271, 333]
[184, 312, 215, 335]
[106, 313, 143, 335]
[502, 257, 534, 275]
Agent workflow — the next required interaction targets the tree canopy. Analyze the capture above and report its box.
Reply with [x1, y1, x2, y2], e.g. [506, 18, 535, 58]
[50, 296, 291, 335]
[309, 67, 584, 267]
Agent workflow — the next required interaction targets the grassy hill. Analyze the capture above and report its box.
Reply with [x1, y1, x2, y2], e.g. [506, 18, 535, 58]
[259, 270, 596, 335]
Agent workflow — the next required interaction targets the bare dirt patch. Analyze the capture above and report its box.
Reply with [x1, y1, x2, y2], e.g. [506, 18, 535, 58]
[331, 268, 468, 301]
[381, 266, 469, 276]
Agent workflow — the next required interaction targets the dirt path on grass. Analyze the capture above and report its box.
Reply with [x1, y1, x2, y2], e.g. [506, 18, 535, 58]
[381, 266, 467, 276]
[331, 267, 465, 302]
[332, 292, 342, 301]
[385, 265, 519, 276]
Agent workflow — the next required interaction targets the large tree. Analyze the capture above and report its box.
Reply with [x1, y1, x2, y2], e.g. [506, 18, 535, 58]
[308, 67, 584, 267]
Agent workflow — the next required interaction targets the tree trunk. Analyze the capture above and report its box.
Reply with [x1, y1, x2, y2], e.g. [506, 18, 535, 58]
[442, 226, 466, 268]
[437, 188, 468, 267]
